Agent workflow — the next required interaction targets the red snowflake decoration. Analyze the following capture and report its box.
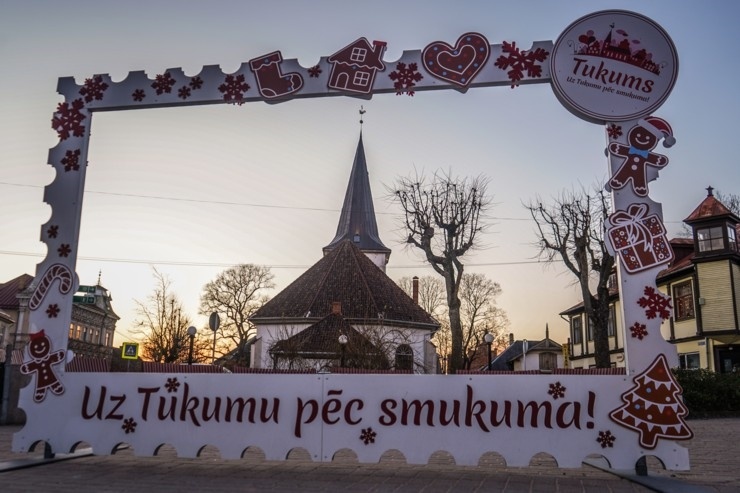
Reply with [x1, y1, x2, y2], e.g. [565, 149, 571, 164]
[596, 430, 616, 448]
[132, 89, 146, 102]
[548, 381, 566, 400]
[360, 427, 377, 445]
[61, 149, 81, 172]
[607, 124, 623, 139]
[57, 244, 71, 257]
[46, 304, 60, 318]
[630, 322, 648, 340]
[51, 99, 87, 140]
[189, 76, 203, 90]
[637, 286, 672, 320]
[388, 62, 424, 96]
[47, 225, 59, 238]
[178, 86, 191, 100]
[218, 74, 250, 104]
[308, 65, 322, 78]
[494, 41, 550, 88]
[151, 72, 176, 95]
[79, 75, 109, 103]
[165, 377, 180, 393]
[122, 417, 137, 434]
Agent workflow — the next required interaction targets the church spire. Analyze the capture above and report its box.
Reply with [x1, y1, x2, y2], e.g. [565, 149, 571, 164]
[323, 109, 391, 270]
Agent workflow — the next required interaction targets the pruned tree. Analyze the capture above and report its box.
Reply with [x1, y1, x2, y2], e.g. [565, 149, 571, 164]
[199, 264, 274, 367]
[132, 269, 196, 363]
[458, 273, 509, 369]
[525, 187, 614, 368]
[391, 171, 490, 373]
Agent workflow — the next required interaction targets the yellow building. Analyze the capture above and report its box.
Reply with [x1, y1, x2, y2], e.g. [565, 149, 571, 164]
[562, 187, 740, 372]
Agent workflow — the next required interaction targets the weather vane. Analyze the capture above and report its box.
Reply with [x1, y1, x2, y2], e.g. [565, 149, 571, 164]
[359, 105, 366, 126]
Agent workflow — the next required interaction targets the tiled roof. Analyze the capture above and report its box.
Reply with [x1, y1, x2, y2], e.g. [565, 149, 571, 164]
[684, 189, 739, 223]
[251, 240, 438, 329]
[271, 312, 378, 356]
[0, 274, 33, 310]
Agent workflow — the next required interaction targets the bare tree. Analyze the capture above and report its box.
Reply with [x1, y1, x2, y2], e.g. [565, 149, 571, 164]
[458, 273, 509, 369]
[525, 187, 614, 368]
[391, 171, 490, 373]
[397, 275, 446, 318]
[199, 264, 274, 366]
[715, 191, 740, 215]
[132, 269, 195, 363]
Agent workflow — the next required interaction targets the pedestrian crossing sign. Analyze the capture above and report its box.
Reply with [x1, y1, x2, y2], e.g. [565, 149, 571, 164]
[121, 342, 139, 360]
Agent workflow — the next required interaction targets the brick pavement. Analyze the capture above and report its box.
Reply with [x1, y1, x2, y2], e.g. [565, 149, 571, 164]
[0, 419, 737, 492]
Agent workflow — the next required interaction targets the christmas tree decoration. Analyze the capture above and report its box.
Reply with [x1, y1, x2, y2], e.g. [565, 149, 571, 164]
[609, 354, 693, 449]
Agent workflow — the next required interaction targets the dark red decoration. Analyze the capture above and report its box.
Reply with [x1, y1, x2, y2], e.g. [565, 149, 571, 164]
[327, 38, 386, 94]
[19, 330, 65, 402]
[178, 86, 191, 99]
[308, 65, 322, 78]
[608, 118, 671, 197]
[165, 377, 180, 393]
[607, 124, 623, 139]
[250, 51, 304, 99]
[389, 62, 424, 96]
[47, 225, 59, 238]
[596, 430, 616, 448]
[122, 417, 137, 434]
[607, 204, 673, 274]
[609, 354, 693, 449]
[61, 149, 81, 172]
[494, 41, 549, 88]
[45, 304, 60, 318]
[218, 74, 250, 104]
[51, 99, 86, 140]
[637, 286, 672, 320]
[79, 75, 109, 103]
[151, 72, 176, 95]
[189, 76, 203, 89]
[630, 322, 648, 340]
[360, 427, 377, 445]
[132, 89, 146, 102]
[57, 244, 71, 257]
[548, 381, 567, 400]
[422, 32, 490, 88]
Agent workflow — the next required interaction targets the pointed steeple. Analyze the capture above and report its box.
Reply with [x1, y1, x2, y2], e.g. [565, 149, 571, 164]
[323, 126, 391, 270]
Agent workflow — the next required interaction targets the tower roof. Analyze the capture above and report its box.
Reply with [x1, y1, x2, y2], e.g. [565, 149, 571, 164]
[684, 186, 740, 224]
[323, 133, 391, 257]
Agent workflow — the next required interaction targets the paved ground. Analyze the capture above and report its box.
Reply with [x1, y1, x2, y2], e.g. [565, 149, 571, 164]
[0, 419, 737, 492]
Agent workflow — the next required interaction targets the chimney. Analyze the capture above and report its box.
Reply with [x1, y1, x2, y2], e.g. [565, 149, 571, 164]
[331, 302, 341, 315]
[412, 276, 419, 305]
[509, 333, 514, 346]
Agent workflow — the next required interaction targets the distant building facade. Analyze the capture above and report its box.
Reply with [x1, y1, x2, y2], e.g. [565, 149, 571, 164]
[562, 187, 740, 372]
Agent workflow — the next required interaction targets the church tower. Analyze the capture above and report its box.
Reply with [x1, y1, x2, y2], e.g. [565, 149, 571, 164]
[323, 113, 391, 271]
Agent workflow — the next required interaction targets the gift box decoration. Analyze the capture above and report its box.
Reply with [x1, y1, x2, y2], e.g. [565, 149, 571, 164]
[608, 204, 673, 274]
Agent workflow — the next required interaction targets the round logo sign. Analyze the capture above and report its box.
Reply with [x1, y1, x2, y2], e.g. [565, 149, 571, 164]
[550, 10, 678, 123]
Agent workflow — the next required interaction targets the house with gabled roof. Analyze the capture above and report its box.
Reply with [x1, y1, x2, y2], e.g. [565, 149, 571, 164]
[249, 131, 440, 372]
[483, 327, 563, 372]
[327, 38, 387, 94]
[562, 187, 740, 372]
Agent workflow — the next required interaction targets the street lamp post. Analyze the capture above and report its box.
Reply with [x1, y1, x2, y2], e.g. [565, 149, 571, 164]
[484, 332, 494, 369]
[338, 334, 348, 367]
[187, 326, 197, 365]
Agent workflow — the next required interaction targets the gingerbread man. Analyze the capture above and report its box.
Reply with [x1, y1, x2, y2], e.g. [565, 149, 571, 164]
[608, 116, 675, 197]
[20, 330, 65, 402]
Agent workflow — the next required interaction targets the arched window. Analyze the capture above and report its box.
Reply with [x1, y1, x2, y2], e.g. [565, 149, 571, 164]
[395, 344, 413, 371]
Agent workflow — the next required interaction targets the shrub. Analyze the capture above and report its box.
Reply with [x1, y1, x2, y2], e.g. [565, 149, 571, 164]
[673, 368, 740, 418]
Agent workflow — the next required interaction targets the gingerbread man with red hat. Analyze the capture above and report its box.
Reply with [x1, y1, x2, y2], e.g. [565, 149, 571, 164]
[20, 330, 65, 402]
[608, 116, 676, 197]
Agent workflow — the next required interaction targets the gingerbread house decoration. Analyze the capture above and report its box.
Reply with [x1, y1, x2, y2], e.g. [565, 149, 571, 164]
[327, 38, 387, 94]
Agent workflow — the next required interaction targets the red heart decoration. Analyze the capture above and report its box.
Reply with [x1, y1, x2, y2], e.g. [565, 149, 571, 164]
[422, 32, 490, 88]
[579, 34, 596, 45]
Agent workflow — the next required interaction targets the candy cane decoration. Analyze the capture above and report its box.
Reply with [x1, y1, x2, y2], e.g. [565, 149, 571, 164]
[29, 264, 74, 310]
